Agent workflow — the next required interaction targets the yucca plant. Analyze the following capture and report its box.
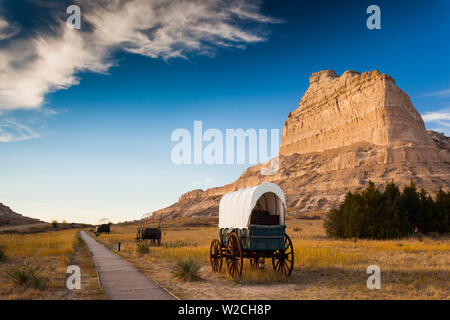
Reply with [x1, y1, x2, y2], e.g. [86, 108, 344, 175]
[7, 263, 47, 290]
[171, 257, 201, 281]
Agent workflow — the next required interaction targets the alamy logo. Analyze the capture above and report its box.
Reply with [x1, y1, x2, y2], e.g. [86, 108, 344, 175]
[366, 5, 381, 30]
[171, 121, 280, 174]
[366, 265, 381, 289]
[66, 5, 81, 30]
[66, 265, 81, 290]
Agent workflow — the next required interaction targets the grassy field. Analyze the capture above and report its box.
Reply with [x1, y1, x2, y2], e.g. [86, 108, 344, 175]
[94, 216, 450, 300]
[0, 228, 106, 300]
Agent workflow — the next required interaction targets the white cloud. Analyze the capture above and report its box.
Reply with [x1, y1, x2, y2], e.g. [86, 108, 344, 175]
[0, 0, 275, 112]
[422, 110, 450, 122]
[422, 109, 450, 136]
[0, 29, 111, 111]
[422, 89, 450, 98]
[0, 118, 41, 142]
[0, 17, 19, 40]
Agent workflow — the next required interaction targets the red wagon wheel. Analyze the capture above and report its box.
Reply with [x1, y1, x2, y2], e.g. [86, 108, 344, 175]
[272, 234, 294, 277]
[226, 232, 243, 277]
[209, 239, 223, 272]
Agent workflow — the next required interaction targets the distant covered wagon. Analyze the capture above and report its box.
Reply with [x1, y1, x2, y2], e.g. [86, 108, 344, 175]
[210, 183, 294, 277]
[136, 227, 162, 245]
[95, 223, 110, 234]
[136, 215, 162, 245]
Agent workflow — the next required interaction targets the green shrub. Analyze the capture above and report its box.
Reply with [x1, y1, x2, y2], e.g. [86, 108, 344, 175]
[51, 220, 58, 228]
[171, 257, 201, 281]
[325, 181, 450, 239]
[7, 263, 47, 290]
[136, 242, 150, 255]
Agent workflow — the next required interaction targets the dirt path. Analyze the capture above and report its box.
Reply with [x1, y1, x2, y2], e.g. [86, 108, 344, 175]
[80, 231, 177, 300]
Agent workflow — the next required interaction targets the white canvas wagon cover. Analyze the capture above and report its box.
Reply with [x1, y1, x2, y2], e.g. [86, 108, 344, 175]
[219, 182, 286, 229]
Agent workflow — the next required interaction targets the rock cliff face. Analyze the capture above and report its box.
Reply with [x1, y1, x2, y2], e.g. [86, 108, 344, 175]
[280, 70, 434, 155]
[154, 70, 450, 218]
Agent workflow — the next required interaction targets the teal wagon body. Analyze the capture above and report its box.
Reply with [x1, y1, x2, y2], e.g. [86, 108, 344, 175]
[220, 225, 286, 251]
[210, 183, 294, 278]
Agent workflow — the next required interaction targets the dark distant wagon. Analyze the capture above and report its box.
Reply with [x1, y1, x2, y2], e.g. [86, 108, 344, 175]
[96, 223, 110, 234]
[210, 183, 294, 278]
[136, 227, 161, 245]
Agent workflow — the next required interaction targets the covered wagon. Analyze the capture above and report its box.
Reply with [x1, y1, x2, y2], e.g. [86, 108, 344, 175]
[95, 223, 111, 234]
[136, 227, 162, 245]
[210, 183, 294, 277]
[136, 215, 163, 245]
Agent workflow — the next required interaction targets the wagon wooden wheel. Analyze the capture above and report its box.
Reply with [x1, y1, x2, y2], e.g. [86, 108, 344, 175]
[226, 233, 243, 277]
[272, 234, 294, 277]
[249, 256, 260, 269]
[136, 229, 142, 242]
[209, 239, 222, 272]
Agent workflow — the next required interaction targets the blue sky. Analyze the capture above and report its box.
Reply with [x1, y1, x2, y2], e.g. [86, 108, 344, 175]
[0, 0, 449, 223]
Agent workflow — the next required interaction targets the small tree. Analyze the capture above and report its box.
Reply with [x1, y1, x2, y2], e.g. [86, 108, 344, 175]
[380, 182, 409, 238]
[435, 189, 450, 233]
[400, 181, 420, 233]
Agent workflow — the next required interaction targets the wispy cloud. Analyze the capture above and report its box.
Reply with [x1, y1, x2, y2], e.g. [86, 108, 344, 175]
[192, 176, 212, 186]
[0, 26, 112, 111]
[422, 89, 450, 98]
[0, 17, 19, 40]
[422, 109, 450, 136]
[0, 118, 41, 142]
[0, 192, 12, 197]
[0, 0, 276, 112]
[422, 110, 450, 122]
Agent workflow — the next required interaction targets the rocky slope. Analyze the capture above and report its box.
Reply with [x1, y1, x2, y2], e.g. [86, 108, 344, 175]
[0, 203, 41, 226]
[154, 70, 450, 218]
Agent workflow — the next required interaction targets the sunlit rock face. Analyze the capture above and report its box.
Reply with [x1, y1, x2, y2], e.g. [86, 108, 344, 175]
[280, 70, 434, 156]
[154, 70, 450, 218]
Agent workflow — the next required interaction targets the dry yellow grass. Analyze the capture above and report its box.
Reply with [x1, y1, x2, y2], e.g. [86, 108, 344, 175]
[1, 229, 79, 257]
[0, 229, 105, 300]
[94, 216, 449, 299]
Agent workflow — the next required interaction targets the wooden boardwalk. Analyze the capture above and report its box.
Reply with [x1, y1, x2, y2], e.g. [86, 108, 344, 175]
[80, 231, 177, 300]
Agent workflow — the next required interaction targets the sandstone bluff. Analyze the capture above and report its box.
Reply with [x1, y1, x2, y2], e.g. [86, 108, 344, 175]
[155, 70, 450, 218]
